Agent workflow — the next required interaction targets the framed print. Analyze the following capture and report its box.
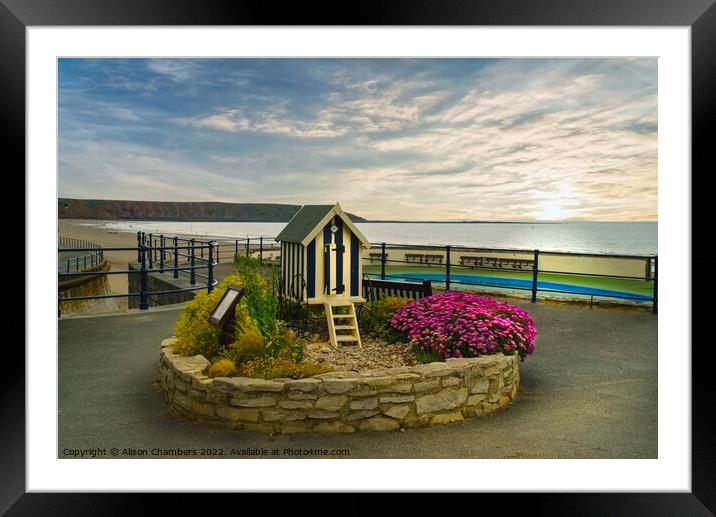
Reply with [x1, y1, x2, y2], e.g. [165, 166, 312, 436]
[5, 0, 714, 512]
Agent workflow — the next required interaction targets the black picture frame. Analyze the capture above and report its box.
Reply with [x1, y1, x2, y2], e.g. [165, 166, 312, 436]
[7, 0, 712, 513]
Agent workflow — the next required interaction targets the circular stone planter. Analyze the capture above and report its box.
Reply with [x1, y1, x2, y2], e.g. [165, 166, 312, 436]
[159, 338, 520, 434]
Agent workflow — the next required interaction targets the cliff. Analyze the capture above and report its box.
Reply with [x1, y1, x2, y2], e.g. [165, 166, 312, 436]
[58, 198, 366, 222]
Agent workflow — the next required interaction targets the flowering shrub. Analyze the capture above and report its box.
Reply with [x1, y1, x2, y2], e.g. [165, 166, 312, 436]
[390, 291, 537, 360]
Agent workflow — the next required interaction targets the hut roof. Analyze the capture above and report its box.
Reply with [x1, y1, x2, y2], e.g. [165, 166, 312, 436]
[275, 203, 371, 248]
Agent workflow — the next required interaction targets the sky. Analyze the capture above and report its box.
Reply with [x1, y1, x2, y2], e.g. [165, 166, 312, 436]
[58, 58, 657, 221]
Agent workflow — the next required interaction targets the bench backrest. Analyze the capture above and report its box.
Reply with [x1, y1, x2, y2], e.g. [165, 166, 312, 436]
[362, 277, 433, 302]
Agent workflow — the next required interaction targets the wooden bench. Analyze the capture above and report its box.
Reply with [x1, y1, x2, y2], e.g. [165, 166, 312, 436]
[405, 253, 424, 264]
[369, 252, 385, 264]
[423, 254, 443, 265]
[361, 277, 433, 302]
[460, 255, 534, 270]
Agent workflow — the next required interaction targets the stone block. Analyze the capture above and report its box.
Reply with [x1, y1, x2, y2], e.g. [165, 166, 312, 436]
[312, 422, 355, 433]
[413, 380, 441, 394]
[278, 400, 314, 409]
[230, 395, 277, 407]
[359, 416, 400, 432]
[403, 415, 430, 428]
[307, 410, 341, 419]
[349, 397, 378, 410]
[466, 394, 486, 406]
[315, 395, 348, 411]
[471, 378, 490, 394]
[323, 379, 357, 394]
[288, 378, 321, 392]
[441, 376, 462, 387]
[379, 382, 413, 394]
[261, 408, 306, 422]
[430, 411, 464, 425]
[382, 405, 410, 420]
[415, 388, 468, 415]
[216, 406, 260, 423]
[287, 392, 319, 401]
[379, 394, 415, 404]
[345, 410, 380, 421]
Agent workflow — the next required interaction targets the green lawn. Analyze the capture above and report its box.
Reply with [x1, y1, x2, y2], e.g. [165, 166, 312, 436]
[363, 264, 654, 297]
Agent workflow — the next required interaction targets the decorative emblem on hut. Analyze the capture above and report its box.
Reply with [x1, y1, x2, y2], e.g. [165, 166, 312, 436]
[275, 202, 371, 348]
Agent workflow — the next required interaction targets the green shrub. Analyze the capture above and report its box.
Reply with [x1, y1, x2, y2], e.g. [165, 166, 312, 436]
[263, 327, 304, 361]
[415, 349, 445, 364]
[206, 358, 237, 378]
[236, 260, 281, 341]
[368, 296, 412, 341]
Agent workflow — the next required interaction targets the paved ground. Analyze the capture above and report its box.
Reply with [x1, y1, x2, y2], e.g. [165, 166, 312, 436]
[58, 301, 657, 459]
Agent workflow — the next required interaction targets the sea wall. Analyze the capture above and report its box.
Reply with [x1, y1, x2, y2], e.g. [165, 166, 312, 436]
[159, 338, 520, 434]
[58, 260, 116, 314]
[127, 263, 198, 309]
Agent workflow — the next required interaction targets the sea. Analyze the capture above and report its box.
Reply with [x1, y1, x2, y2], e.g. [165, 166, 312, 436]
[85, 220, 657, 256]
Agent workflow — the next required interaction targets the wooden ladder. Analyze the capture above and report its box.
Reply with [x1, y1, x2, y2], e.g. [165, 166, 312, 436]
[324, 300, 362, 348]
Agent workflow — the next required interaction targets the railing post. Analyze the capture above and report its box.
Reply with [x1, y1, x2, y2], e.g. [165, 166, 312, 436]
[235, 239, 239, 257]
[139, 243, 149, 310]
[159, 235, 165, 273]
[531, 249, 540, 303]
[84, 255, 87, 269]
[445, 245, 451, 290]
[190, 238, 196, 285]
[200, 241, 204, 260]
[260, 237, 263, 263]
[652, 255, 658, 314]
[381, 242, 386, 280]
[208, 241, 215, 293]
[246, 237, 250, 257]
[76, 257, 79, 271]
[216, 242, 220, 264]
[173, 236, 179, 279]
[148, 234, 153, 268]
[137, 231, 142, 262]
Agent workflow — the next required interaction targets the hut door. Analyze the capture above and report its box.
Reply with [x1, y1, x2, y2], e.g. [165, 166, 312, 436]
[322, 219, 345, 296]
[323, 222, 334, 295]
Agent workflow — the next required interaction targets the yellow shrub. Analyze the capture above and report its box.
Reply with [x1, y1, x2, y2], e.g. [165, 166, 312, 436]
[173, 275, 248, 359]
[226, 325, 265, 365]
[206, 358, 237, 378]
[234, 349, 333, 379]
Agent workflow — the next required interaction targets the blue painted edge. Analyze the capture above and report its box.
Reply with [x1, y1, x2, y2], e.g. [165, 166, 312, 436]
[350, 233, 359, 296]
[307, 239, 315, 298]
[323, 222, 332, 295]
[335, 217, 344, 294]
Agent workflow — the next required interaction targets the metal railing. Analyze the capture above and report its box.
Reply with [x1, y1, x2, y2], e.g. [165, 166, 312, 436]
[233, 236, 280, 264]
[58, 236, 104, 273]
[170, 235, 658, 314]
[58, 232, 218, 316]
[363, 242, 657, 314]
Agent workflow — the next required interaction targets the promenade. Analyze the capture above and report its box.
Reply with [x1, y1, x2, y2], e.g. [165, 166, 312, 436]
[58, 301, 657, 459]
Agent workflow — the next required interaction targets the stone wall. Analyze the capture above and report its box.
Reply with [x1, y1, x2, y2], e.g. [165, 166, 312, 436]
[159, 338, 520, 434]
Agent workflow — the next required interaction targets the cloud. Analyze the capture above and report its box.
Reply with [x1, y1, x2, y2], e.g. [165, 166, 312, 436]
[59, 58, 657, 221]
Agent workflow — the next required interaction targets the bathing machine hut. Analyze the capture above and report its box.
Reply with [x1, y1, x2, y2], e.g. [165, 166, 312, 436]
[275, 203, 371, 348]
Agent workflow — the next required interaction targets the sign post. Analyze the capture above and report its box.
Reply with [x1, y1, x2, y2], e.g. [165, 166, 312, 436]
[209, 285, 244, 345]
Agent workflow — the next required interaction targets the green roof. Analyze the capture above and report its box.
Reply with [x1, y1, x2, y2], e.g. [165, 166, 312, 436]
[275, 205, 335, 243]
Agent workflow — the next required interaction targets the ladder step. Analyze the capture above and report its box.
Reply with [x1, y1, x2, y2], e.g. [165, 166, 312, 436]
[336, 335, 358, 342]
[334, 324, 355, 330]
[332, 313, 354, 319]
